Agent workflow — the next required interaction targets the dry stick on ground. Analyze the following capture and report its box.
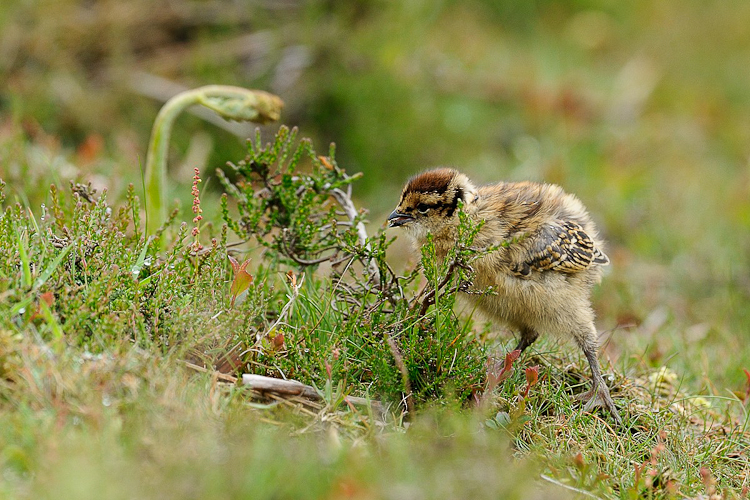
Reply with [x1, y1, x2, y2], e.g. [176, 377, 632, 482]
[184, 363, 386, 415]
[243, 374, 320, 398]
[242, 374, 386, 415]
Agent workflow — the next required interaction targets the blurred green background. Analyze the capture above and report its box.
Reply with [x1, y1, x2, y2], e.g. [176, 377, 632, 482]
[1, 0, 749, 390]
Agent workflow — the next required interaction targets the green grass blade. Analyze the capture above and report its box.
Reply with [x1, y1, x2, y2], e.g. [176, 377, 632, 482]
[17, 233, 32, 288]
[34, 243, 74, 290]
[39, 300, 63, 340]
[131, 236, 153, 279]
[137, 267, 164, 289]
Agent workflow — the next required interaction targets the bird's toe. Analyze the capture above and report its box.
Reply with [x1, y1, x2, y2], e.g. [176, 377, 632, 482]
[577, 385, 623, 426]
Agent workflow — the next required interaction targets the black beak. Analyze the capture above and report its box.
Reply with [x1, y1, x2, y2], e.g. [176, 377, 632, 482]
[387, 210, 414, 227]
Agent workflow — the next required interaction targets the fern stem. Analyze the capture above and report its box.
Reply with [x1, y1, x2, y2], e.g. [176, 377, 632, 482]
[144, 86, 282, 235]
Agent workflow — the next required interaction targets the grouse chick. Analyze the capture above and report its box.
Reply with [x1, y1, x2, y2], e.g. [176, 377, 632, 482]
[388, 168, 621, 424]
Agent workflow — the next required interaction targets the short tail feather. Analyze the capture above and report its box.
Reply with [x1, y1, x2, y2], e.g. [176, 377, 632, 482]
[593, 248, 610, 265]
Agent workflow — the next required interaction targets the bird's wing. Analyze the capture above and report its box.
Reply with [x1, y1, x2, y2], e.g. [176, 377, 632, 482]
[511, 221, 609, 277]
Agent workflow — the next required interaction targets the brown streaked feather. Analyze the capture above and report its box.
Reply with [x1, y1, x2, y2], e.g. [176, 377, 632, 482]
[511, 221, 609, 277]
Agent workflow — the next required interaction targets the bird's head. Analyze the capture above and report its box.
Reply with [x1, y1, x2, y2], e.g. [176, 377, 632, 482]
[388, 168, 477, 242]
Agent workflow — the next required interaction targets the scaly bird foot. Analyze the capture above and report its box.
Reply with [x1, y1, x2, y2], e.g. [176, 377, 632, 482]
[574, 384, 623, 426]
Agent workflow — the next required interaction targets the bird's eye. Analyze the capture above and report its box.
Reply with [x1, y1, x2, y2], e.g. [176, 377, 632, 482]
[417, 203, 430, 215]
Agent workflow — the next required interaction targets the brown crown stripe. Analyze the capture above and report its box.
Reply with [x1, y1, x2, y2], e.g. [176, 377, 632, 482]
[405, 168, 456, 194]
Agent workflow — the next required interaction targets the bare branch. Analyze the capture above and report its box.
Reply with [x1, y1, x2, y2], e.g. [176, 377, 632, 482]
[329, 187, 380, 284]
[383, 330, 415, 417]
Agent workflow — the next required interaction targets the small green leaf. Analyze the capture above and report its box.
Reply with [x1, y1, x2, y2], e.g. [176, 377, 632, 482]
[494, 411, 511, 427]
[228, 256, 253, 307]
[515, 415, 533, 426]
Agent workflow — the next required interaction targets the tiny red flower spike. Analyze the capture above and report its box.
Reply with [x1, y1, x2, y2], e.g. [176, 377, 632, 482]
[743, 368, 750, 401]
[506, 349, 521, 368]
[191, 168, 203, 251]
[525, 365, 539, 387]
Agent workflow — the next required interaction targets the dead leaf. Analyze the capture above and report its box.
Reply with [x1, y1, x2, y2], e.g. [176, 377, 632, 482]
[522, 365, 539, 398]
[319, 156, 334, 170]
[40, 291, 54, 306]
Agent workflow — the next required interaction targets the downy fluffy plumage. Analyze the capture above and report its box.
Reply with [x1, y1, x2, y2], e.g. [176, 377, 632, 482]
[388, 168, 621, 424]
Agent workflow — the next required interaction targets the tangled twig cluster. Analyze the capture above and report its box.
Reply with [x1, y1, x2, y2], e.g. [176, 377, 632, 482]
[218, 126, 492, 413]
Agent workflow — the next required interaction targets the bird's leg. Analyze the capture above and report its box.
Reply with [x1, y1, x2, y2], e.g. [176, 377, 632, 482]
[514, 327, 539, 353]
[574, 344, 623, 426]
